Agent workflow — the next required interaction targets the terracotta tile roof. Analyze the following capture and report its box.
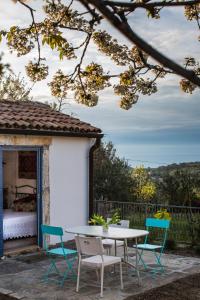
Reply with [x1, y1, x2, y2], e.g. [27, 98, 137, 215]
[0, 100, 102, 136]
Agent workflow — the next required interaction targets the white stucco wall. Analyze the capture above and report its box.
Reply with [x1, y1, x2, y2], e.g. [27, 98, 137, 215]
[49, 137, 92, 244]
[0, 134, 94, 245]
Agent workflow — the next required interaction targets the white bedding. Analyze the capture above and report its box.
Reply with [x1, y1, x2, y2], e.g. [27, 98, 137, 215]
[3, 209, 37, 240]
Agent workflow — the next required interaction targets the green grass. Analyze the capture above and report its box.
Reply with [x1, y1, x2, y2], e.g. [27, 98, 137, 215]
[95, 201, 200, 245]
[128, 213, 200, 244]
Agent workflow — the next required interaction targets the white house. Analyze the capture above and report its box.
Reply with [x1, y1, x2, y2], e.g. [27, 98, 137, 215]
[0, 100, 103, 256]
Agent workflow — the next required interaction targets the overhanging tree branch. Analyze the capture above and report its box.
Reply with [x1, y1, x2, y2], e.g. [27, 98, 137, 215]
[80, 0, 200, 87]
[7, 0, 199, 109]
[104, 0, 200, 9]
[19, 0, 41, 64]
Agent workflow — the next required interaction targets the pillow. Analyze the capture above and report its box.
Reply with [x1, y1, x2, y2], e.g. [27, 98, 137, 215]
[13, 194, 37, 212]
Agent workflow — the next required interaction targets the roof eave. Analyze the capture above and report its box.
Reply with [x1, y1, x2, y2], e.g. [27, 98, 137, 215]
[0, 128, 104, 139]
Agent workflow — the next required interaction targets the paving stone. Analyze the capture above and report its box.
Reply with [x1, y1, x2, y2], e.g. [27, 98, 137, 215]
[9, 293, 25, 300]
[0, 249, 199, 300]
[0, 288, 13, 295]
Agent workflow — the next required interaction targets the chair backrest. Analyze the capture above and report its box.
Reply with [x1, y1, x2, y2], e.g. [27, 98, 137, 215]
[41, 224, 64, 252]
[145, 218, 170, 229]
[145, 218, 170, 250]
[41, 224, 64, 236]
[75, 236, 104, 256]
[107, 218, 130, 228]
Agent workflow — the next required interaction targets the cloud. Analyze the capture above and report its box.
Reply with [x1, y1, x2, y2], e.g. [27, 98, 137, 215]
[66, 84, 200, 131]
[116, 143, 200, 167]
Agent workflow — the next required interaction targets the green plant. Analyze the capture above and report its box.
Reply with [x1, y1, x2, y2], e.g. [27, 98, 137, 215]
[109, 211, 121, 225]
[89, 214, 107, 226]
[154, 209, 172, 220]
[89, 211, 121, 229]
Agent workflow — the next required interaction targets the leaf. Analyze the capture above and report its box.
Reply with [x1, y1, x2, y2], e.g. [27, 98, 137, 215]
[59, 51, 64, 60]
[154, 209, 172, 220]
[42, 37, 47, 46]
[89, 213, 106, 226]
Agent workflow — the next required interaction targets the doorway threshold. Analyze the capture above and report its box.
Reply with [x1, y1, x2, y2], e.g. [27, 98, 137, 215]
[4, 245, 39, 257]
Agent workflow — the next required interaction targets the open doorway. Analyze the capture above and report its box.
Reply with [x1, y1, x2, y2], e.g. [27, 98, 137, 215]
[2, 150, 40, 254]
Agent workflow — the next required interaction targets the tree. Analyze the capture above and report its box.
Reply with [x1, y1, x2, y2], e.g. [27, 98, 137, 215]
[0, 73, 32, 101]
[0, 53, 64, 107]
[157, 172, 181, 205]
[93, 141, 134, 202]
[131, 165, 156, 202]
[0, 0, 199, 110]
[0, 53, 10, 79]
[158, 169, 200, 206]
[0, 51, 33, 101]
[160, 169, 200, 246]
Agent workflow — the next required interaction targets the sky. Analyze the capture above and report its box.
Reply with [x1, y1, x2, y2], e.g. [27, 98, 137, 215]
[0, 0, 199, 167]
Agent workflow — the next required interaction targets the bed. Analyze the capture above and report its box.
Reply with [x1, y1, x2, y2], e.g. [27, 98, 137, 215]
[3, 209, 37, 240]
[3, 185, 37, 240]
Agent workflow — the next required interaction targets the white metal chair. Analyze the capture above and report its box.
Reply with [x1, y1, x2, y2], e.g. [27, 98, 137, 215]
[75, 235, 123, 298]
[102, 219, 130, 258]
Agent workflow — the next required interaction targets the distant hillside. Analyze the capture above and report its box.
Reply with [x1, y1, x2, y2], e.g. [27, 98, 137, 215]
[148, 162, 200, 177]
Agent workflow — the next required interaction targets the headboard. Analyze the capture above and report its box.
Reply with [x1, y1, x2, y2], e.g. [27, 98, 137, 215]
[15, 185, 37, 201]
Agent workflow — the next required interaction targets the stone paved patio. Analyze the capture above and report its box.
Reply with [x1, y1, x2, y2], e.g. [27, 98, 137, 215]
[0, 248, 200, 300]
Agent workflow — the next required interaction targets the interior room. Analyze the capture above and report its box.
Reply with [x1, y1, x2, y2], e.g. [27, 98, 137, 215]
[3, 150, 38, 253]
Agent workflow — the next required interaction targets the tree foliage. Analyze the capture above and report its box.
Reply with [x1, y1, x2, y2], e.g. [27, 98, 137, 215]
[93, 141, 134, 202]
[0, 73, 32, 101]
[0, 53, 11, 79]
[0, 0, 199, 110]
[131, 165, 156, 202]
[157, 168, 200, 246]
[94, 145, 200, 207]
[0, 52, 32, 101]
[158, 169, 200, 206]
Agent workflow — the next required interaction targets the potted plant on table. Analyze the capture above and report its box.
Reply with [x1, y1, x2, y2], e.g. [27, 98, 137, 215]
[89, 211, 121, 232]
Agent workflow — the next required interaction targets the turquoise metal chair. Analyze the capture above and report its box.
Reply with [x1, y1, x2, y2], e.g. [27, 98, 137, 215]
[41, 224, 77, 286]
[134, 218, 170, 275]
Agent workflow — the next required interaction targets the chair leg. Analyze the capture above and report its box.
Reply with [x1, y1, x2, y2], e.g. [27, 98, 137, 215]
[51, 259, 61, 275]
[44, 257, 61, 282]
[96, 269, 100, 282]
[76, 257, 81, 292]
[100, 264, 104, 298]
[125, 239, 128, 262]
[68, 256, 77, 277]
[44, 261, 54, 281]
[135, 245, 141, 286]
[61, 256, 76, 286]
[138, 250, 148, 270]
[137, 249, 165, 276]
[120, 262, 123, 290]
[154, 252, 164, 273]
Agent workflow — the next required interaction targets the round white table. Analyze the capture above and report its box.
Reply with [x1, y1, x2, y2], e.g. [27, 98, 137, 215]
[66, 225, 149, 284]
